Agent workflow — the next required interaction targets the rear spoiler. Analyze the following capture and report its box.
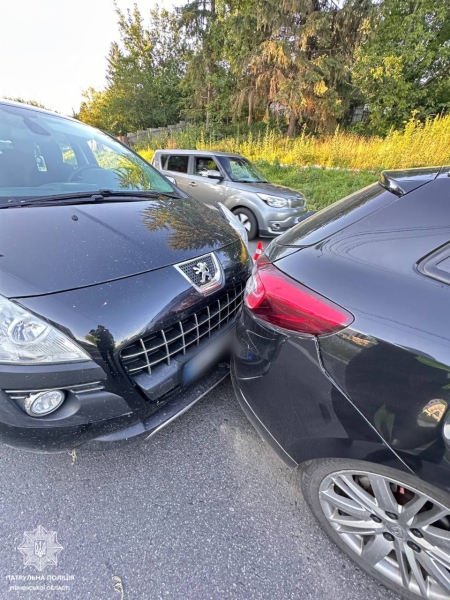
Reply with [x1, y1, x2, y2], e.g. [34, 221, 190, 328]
[380, 166, 448, 197]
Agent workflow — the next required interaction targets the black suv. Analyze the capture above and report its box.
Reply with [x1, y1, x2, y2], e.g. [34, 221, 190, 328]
[0, 100, 251, 451]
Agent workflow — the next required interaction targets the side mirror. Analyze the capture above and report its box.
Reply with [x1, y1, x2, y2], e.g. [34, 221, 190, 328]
[165, 176, 176, 185]
[206, 170, 223, 180]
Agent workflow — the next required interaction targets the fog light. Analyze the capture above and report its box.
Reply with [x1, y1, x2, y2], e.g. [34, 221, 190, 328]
[24, 390, 65, 416]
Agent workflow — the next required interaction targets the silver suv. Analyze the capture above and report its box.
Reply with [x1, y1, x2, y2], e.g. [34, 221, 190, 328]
[152, 150, 309, 239]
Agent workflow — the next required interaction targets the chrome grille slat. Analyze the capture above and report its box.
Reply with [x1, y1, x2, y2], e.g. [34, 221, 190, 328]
[140, 338, 152, 375]
[121, 284, 245, 376]
[122, 338, 167, 359]
[179, 321, 186, 355]
[193, 313, 200, 347]
[206, 305, 211, 337]
[161, 329, 171, 366]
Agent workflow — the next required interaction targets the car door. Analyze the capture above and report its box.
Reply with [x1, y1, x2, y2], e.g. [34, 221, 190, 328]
[159, 154, 192, 195]
[186, 156, 229, 205]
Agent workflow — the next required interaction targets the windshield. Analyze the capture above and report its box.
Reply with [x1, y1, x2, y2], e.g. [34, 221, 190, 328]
[0, 103, 175, 201]
[217, 156, 267, 183]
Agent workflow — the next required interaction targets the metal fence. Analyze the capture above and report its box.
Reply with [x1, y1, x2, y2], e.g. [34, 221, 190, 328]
[118, 121, 186, 146]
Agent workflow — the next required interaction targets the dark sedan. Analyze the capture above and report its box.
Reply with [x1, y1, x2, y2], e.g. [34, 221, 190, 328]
[233, 166, 450, 599]
[0, 100, 251, 451]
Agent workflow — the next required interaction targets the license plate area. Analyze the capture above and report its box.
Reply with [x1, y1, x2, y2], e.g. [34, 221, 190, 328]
[132, 322, 234, 402]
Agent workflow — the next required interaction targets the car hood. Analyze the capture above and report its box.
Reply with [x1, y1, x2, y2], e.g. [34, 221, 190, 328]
[229, 181, 304, 200]
[0, 197, 239, 298]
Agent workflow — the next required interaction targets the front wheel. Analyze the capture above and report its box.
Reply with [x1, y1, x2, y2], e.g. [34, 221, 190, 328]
[300, 458, 450, 599]
[232, 207, 258, 241]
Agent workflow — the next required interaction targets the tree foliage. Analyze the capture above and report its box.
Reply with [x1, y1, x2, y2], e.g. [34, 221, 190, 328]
[76, 0, 450, 137]
[227, 0, 374, 134]
[354, 0, 450, 132]
[77, 5, 185, 135]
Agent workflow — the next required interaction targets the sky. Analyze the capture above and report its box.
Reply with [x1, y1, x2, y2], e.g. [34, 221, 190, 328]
[0, 0, 184, 116]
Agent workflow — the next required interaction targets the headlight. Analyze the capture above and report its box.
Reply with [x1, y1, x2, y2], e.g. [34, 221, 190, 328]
[0, 295, 90, 364]
[257, 193, 288, 208]
[218, 204, 248, 246]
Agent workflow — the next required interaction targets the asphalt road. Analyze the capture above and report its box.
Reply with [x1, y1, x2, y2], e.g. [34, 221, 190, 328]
[0, 237, 397, 600]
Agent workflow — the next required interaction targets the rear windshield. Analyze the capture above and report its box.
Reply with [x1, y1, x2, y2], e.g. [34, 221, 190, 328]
[0, 103, 174, 201]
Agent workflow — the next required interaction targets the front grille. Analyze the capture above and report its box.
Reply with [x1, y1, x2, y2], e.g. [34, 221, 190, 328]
[288, 196, 305, 208]
[121, 283, 245, 376]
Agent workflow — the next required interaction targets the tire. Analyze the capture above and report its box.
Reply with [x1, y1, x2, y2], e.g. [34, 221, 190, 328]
[300, 458, 450, 600]
[232, 207, 258, 240]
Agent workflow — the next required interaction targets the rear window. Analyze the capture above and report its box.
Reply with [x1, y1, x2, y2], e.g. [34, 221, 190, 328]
[166, 155, 189, 173]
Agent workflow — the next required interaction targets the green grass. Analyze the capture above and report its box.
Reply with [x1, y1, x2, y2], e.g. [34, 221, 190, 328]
[254, 161, 380, 211]
[140, 114, 450, 172]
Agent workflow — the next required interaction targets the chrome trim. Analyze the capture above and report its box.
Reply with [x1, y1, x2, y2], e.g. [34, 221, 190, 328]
[193, 313, 200, 346]
[173, 252, 223, 295]
[6, 381, 104, 399]
[74, 385, 105, 394]
[179, 320, 186, 355]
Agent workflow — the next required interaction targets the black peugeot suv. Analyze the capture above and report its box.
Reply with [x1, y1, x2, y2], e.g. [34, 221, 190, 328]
[0, 100, 251, 451]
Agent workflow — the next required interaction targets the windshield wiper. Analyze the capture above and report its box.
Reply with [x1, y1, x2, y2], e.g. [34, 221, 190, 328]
[18, 189, 180, 207]
[99, 189, 180, 199]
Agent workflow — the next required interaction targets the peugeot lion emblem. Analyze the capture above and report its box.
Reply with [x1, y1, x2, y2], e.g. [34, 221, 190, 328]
[174, 253, 223, 295]
[193, 262, 212, 284]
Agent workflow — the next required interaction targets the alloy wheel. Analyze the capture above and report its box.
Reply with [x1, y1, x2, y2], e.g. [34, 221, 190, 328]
[319, 470, 450, 599]
[237, 212, 252, 232]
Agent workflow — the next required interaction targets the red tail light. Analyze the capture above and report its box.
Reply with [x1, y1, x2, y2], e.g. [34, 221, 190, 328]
[244, 260, 354, 336]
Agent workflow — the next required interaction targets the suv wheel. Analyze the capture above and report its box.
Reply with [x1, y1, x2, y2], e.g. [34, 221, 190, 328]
[233, 208, 258, 240]
[300, 458, 450, 599]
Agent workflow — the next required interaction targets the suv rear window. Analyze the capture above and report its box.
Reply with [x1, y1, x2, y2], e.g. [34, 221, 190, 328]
[166, 155, 189, 173]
